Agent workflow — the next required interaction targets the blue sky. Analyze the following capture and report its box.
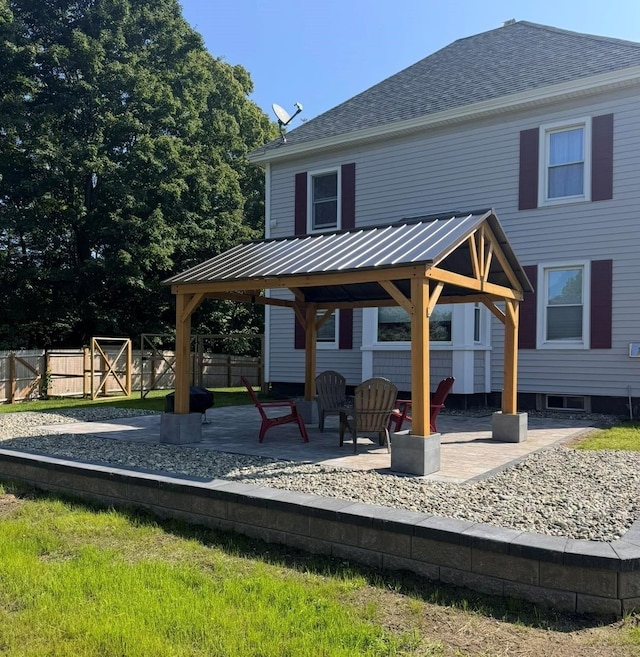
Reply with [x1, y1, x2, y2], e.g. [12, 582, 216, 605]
[179, 0, 640, 126]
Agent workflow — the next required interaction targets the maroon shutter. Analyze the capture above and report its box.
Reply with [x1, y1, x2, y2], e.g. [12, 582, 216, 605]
[341, 163, 356, 229]
[591, 114, 613, 202]
[518, 128, 539, 210]
[590, 259, 612, 349]
[294, 172, 307, 235]
[519, 265, 537, 349]
[339, 309, 353, 349]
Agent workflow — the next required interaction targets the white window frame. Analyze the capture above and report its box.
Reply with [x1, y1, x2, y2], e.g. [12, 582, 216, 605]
[308, 168, 341, 233]
[536, 260, 590, 350]
[316, 309, 339, 350]
[538, 117, 591, 207]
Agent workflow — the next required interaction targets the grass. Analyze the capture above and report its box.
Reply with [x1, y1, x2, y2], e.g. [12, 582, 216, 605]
[0, 486, 638, 657]
[0, 387, 259, 415]
[573, 421, 640, 451]
[0, 488, 427, 657]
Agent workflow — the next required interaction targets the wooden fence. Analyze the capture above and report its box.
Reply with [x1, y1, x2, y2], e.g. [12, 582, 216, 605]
[0, 348, 262, 404]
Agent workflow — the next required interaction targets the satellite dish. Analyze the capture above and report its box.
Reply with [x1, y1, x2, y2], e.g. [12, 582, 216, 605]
[272, 102, 303, 142]
[272, 103, 291, 125]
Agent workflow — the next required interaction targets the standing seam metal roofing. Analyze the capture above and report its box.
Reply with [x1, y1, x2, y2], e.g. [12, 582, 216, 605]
[164, 210, 531, 293]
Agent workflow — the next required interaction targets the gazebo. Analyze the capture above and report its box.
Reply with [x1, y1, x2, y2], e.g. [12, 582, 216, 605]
[163, 209, 532, 474]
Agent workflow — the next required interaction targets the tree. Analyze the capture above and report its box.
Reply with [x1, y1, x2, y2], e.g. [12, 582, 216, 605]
[0, 0, 277, 348]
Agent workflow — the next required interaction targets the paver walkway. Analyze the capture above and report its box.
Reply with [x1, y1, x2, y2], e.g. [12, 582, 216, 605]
[38, 406, 597, 483]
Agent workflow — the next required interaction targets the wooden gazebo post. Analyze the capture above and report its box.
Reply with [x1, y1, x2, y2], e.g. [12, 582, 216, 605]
[410, 277, 430, 436]
[174, 292, 192, 414]
[304, 303, 317, 401]
[502, 299, 520, 414]
[160, 290, 205, 445]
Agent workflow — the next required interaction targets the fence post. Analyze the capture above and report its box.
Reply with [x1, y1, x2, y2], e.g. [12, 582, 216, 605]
[9, 353, 15, 404]
[83, 346, 90, 398]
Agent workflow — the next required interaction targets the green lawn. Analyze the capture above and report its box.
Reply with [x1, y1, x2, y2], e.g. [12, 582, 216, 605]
[574, 421, 640, 451]
[0, 486, 637, 656]
[0, 487, 424, 657]
[0, 387, 258, 415]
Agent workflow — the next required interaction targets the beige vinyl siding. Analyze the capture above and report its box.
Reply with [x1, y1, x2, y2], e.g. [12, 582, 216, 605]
[267, 84, 640, 399]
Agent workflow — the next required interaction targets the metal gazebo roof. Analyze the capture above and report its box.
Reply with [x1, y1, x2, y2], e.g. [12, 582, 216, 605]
[164, 209, 532, 304]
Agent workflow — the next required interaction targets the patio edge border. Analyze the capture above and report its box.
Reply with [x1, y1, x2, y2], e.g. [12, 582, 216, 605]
[0, 449, 639, 617]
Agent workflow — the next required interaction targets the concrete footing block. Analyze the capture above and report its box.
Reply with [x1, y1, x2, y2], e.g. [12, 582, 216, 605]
[160, 413, 202, 444]
[492, 412, 528, 443]
[390, 431, 441, 475]
[295, 399, 318, 424]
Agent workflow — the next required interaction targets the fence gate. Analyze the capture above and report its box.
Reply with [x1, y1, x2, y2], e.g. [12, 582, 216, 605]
[88, 337, 132, 400]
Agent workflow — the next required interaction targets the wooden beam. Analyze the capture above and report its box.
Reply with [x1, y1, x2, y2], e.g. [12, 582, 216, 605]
[292, 301, 306, 327]
[482, 225, 524, 292]
[379, 280, 414, 314]
[482, 299, 506, 324]
[478, 227, 486, 279]
[288, 287, 306, 302]
[171, 264, 428, 296]
[427, 282, 444, 317]
[304, 303, 317, 401]
[174, 293, 192, 414]
[410, 277, 430, 436]
[502, 299, 519, 414]
[426, 266, 523, 301]
[181, 292, 205, 325]
[316, 307, 337, 330]
[204, 292, 297, 309]
[482, 242, 494, 284]
[468, 233, 480, 280]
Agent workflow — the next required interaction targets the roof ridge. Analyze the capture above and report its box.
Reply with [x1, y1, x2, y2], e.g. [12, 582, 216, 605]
[514, 20, 640, 49]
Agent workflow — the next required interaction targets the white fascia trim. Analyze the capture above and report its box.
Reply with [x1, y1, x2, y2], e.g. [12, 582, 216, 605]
[265, 163, 273, 236]
[249, 66, 640, 165]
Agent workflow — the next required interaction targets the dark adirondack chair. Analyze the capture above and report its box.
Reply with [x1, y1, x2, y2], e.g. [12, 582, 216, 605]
[390, 376, 455, 433]
[315, 370, 347, 431]
[241, 377, 309, 443]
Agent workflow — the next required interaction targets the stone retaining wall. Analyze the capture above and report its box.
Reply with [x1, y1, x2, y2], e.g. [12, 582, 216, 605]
[1, 449, 639, 617]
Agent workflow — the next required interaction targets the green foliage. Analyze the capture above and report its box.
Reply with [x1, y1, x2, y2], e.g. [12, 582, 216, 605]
[0, 0, 277, 349]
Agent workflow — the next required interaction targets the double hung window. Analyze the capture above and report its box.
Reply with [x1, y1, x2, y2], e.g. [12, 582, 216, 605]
[310, 170, 339, 231]
[537, 263, 589, 348]
[539, 119, 591, 205]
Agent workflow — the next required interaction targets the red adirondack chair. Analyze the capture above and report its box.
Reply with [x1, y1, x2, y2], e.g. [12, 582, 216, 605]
[390, 376, 455, 433]
[241, 377, 309, 443]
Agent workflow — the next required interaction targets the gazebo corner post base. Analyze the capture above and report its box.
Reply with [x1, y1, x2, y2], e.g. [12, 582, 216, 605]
[390, 430, 441, 476]
[160, 413, 203, 445]
[492, 412, 528, 442]
[295, 399, 318, 424]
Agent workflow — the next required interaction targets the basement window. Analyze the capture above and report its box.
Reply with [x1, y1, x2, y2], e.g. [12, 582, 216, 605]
[545, 395, 586, 411]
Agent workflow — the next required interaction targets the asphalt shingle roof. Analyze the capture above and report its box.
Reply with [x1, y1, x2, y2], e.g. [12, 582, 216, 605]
[253, 21, 640, 155]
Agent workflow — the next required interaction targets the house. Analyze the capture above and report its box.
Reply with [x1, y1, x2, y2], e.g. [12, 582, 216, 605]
[247, 20, 640, 416]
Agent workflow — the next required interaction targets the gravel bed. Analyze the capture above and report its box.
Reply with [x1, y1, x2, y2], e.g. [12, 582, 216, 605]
[0, 409, 638, 542]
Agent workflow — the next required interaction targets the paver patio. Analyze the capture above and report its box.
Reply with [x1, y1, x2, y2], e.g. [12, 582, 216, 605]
[37, 406, 597, 483]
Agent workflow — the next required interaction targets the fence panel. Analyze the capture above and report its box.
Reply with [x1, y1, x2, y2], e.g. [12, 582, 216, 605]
[0, 350, 45, 403]
[1, 346, 262, 403]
